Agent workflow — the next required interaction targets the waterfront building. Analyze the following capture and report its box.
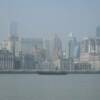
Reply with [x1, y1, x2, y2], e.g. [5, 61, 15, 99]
[1, 37, 20, 69]
[80, 37, 100, 71]
[20, 54, 35, 70]
[60, 58, 74, 71]
[74, 62, 91, 72]
[0, 49, 14, 70]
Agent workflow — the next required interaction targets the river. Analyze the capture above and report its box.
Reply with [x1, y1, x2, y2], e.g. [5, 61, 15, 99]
[0, 74, 100, 100]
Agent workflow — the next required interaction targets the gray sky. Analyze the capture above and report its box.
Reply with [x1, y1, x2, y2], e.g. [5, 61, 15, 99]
[0, 0, 100, 47]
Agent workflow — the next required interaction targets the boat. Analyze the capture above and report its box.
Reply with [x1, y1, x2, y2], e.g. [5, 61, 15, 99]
[37, 70, 68, 75]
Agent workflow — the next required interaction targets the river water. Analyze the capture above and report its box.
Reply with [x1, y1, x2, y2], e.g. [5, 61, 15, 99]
[0, 74, 100, 100]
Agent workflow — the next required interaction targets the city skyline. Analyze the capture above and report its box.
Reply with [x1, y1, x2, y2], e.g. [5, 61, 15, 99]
[0, 1, 100, 100]
[0, 0, 100, 44]
[0, 22, 100, 51]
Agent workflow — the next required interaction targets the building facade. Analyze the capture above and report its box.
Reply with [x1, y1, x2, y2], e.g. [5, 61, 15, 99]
[20, 54, 35, 70]
[80, 38, 100, 71]
[60, 58, 74, 71]
[74, 62, 91, 72]
[0, 49, 14, 70]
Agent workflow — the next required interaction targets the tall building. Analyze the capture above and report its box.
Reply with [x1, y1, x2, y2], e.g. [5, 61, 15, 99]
[20, 38, 43, 55]
[7, 23, 20, 69]
[52, 35, 63, 70]
[74, 43, 80, 58]
[9, 22, 18, 37]
[44, 39, 53, 61]
[96, 26, 100, 38]
[53, 34, 63, 60]
[68, 33, 77, 58]
[7, 22, 20, 57]
[19, 38, 44, 69]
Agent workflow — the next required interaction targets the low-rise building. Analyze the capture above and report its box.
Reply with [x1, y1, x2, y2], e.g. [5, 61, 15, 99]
[0, 49, 14, 70]
[20, 54, 35, 70]
[80, 38, 100, 71]
[74, 62, 91, 72]
[60, 58, 74, 71]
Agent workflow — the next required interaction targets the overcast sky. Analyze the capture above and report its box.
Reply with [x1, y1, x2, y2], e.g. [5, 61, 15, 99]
[0, 0, 100, 47]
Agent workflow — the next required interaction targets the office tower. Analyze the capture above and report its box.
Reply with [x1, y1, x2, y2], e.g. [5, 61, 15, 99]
[74, 42, 80, 58]
[45, 39, 52, 61]
[7, 22, 19, 56]
[53, 34, 63, 60]
[52, 34, 63, 70]
[9, 22, 18, 37]
[96, 26, 100, 38]
[68, 33, 77, 58]
[20, 38, 43, 55]
[19, 38, 44, 69]
[7, 22, 20, 69]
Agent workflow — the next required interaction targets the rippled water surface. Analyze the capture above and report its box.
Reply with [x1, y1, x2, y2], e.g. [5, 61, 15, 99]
[0, 74, 100, 100]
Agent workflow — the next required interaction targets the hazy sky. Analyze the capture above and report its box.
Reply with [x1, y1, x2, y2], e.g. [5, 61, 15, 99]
[0, 0, 100, 45]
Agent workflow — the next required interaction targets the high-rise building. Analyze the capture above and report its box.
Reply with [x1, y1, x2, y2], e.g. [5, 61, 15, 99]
[19, 38, 44, 69]
[52, 34, 63, 70]
[53, 34, 63, 60]
[7, 22, 19, 57]
[20, 38, 43, 55]
[68, 33, 77, 58]
[0, 22, 19, 56]
[9, 22, 18, 37]
[96, 26, 100, 38]
[74, 43, 80, 58]
[44, 39, 53, 61]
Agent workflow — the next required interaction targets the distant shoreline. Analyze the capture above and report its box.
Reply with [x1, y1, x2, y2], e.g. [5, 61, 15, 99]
[0, 70, 100, 75]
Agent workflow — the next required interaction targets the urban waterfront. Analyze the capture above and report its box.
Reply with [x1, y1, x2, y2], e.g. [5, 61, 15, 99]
[0, 74, 100, 100]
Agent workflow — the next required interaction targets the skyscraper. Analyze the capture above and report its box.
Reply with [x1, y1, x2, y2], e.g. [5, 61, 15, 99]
[7, 22, 19, 56]
[9, 22, 18, 37]
[96, 26, 100, 38]
[53, 34, 63, 60]
[52, 34, 63, 70]
[68, 33, 77, 58]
